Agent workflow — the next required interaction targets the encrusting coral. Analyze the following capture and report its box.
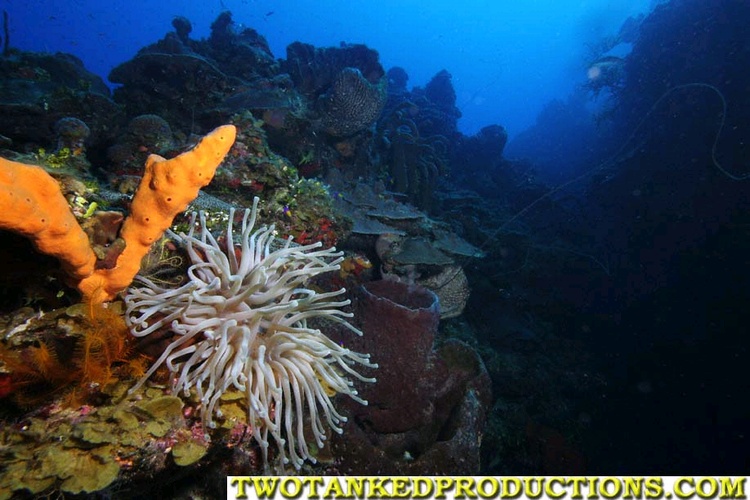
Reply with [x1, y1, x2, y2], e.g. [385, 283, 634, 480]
[0, 124, 237, 303]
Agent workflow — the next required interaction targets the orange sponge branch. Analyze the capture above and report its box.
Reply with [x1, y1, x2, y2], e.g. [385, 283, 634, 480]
[0, 158, 98, 280]
[0, 124, 237, 303]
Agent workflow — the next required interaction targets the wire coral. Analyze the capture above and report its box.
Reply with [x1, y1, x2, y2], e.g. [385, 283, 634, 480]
[124, 196, 377, 469]
[0, 124, 236, 303]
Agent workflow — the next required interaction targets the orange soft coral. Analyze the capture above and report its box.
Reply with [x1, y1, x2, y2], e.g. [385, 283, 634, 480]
[0, 124, 237, 303]
[0, 302, 149, 406]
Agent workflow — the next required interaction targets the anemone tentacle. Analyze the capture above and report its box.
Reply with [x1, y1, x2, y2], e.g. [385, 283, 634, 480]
[125, 196, 376, 469]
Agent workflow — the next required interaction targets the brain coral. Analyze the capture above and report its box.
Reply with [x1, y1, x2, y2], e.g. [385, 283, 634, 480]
[319, 67, 387, 137]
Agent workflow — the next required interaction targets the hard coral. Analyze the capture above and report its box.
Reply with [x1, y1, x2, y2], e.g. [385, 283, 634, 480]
[124, 196, 377, 469]
[54, 117, 91, 154]
[320, 67, 387, 137]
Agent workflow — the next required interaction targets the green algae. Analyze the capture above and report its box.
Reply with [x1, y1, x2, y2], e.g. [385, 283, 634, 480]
[0, 382, 214, 497]
[138, 395, 184, 420]
[172, 440, 208, 466]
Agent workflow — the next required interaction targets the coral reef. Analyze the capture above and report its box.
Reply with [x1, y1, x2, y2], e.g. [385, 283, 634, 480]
[0, 50, 121, 151]
[109, 11, 279, 129]
[282, 42, 385, 97]
[210, 112, 350, 249]
[374, 69, 461, 211]
[422, 69, 462, 136]
[0, 10, 509, 491]
[4, 0, 748, 485]
[208, 11, 278, 79]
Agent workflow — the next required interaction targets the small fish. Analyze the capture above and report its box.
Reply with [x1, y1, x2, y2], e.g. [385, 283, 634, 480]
[591, 55, 625, 66]
[587, 55, 625, 81]
[265, 11, 275, 17]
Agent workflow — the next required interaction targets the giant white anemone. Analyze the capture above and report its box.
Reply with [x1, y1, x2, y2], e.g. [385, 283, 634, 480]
[124, 197, 376, 468]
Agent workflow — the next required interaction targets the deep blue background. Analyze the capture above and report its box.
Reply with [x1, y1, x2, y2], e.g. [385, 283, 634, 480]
[2, 0, 652, 137]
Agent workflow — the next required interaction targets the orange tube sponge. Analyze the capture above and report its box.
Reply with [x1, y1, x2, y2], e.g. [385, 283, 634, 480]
[0, 157, 97, 280]
[78, 124, 237, 302]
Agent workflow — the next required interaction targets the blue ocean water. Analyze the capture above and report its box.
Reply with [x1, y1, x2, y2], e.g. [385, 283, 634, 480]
[1, 0, 749, 486]
[3, 0, 651, 137]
